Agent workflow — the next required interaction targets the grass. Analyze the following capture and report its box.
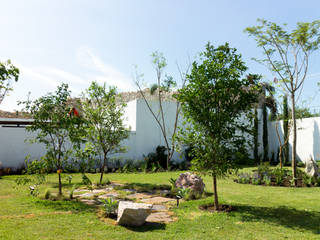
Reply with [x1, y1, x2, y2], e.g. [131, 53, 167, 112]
[0, 170, 320, 239]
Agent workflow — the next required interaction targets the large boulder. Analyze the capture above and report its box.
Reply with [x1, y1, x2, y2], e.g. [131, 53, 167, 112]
[117, 201, 152, 227]
[175, 172, 205, 194]
[305, 158, 319, 177]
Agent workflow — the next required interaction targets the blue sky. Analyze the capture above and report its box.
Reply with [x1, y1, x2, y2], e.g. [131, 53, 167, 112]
[1, 0, 320, 112]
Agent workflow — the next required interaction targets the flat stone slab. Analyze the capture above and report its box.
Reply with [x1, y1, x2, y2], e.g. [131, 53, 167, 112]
[73, 189, 89, 193]
[79, 199, 97, 206]
[140, 197, 175, 204]
[77, 192, 95, 198]
[151, 205, 167, 211]
[126, 193, 155, 200]
[121, 189, 136, 193]
[98, 192, 119, 199]
[92, 189, 109, 194]
[117, 201, 152, 226]
[146, 211, 174, 223]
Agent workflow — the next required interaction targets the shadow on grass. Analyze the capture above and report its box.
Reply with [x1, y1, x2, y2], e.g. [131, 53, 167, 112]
[231, 204, 320, 234]
[32, 198, 96, 213]
[115, 182, 171, 192]
[123, 222, 166, 232]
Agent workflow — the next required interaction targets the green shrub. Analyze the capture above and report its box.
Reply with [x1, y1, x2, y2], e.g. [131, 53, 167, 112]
[272, 168, 287, 185]
[251, 173, 261, 185]
[144, 145, 168, 170]
[82, 174, 92, 185]
[176, 187, 191, 200]
[100, 198, 119, 217]
[237, 172, 250, 184]
[257, 162, 271, 177]
[69, 184, 76, 199]
[263, 175, 271, 186]
[44, 189, 51, 199]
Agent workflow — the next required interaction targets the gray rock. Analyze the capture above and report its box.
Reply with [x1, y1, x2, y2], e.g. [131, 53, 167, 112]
[175, 172, 205, 194]
[305, 158, 319, 177]
[117, 201, 152, 226]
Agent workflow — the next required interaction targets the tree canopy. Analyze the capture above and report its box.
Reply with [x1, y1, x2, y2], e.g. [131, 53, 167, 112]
[0, 60, 19, 104]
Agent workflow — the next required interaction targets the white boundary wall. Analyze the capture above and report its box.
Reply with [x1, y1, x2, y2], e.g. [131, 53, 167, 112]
[268, 116, 320, 163]
[2, 100, 319, 169]
[0, 99, 183, 169]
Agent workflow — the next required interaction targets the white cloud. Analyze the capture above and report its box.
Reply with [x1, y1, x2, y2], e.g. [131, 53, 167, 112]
[76, 46, 135, 91]
[17, 64, 60, 88]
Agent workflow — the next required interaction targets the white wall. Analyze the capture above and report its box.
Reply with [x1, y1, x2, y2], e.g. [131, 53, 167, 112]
[0, 126, 46, 169]
[0, 99, 184, 169]
[267, 116, 320, 163]
[5, 99, 319, 169]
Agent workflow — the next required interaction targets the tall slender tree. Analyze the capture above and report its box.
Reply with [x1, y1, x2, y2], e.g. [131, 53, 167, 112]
[245, 19, 320, 185]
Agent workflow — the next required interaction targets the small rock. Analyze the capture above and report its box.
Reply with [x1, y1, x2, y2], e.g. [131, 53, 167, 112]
[117, 201, 152, 226]
[175, 172, 205, 194]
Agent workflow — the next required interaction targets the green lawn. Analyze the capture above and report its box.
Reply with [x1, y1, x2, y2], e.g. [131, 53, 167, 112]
[0, 171, 320, 240]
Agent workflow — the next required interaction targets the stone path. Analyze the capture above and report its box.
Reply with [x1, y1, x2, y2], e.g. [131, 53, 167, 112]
[75, 183, 175, 224]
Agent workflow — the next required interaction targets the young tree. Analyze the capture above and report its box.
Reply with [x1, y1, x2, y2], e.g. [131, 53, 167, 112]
[135, 52, 189, 169]
[245, 19, 320, 185]
[176, 43, 259, 210]
[23, 84, 81, 195]
[81, 82, 130, 184]
[0, 60, 19, 105]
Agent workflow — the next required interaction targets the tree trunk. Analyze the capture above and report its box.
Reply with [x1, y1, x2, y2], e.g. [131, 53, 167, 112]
[262, 103, 269, 162]
[58, 172, 62, 195]
[291, 93, 297, 186]
[283, 95, 289, 165]
[213, 175, 219, 211]
[253, 107, 259, 163]
[279, 146, 283, 169]
[99, 152, 107, 185]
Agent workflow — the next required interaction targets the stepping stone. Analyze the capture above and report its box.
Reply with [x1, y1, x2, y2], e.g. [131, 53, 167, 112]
[77, 192, 95, 198]
[110, 183, 124, 188]
[126, 193, 155, 200]
[151, 205, 167, 211]
[99, 192, 119, 199]
[121, 189, 136, 193]
[146, 211, 173, 223]
[79, 199, 97, 206]
[92, 189, 107, 194]
[140, 197, 175, 204]
[73, 189, 89, 193]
